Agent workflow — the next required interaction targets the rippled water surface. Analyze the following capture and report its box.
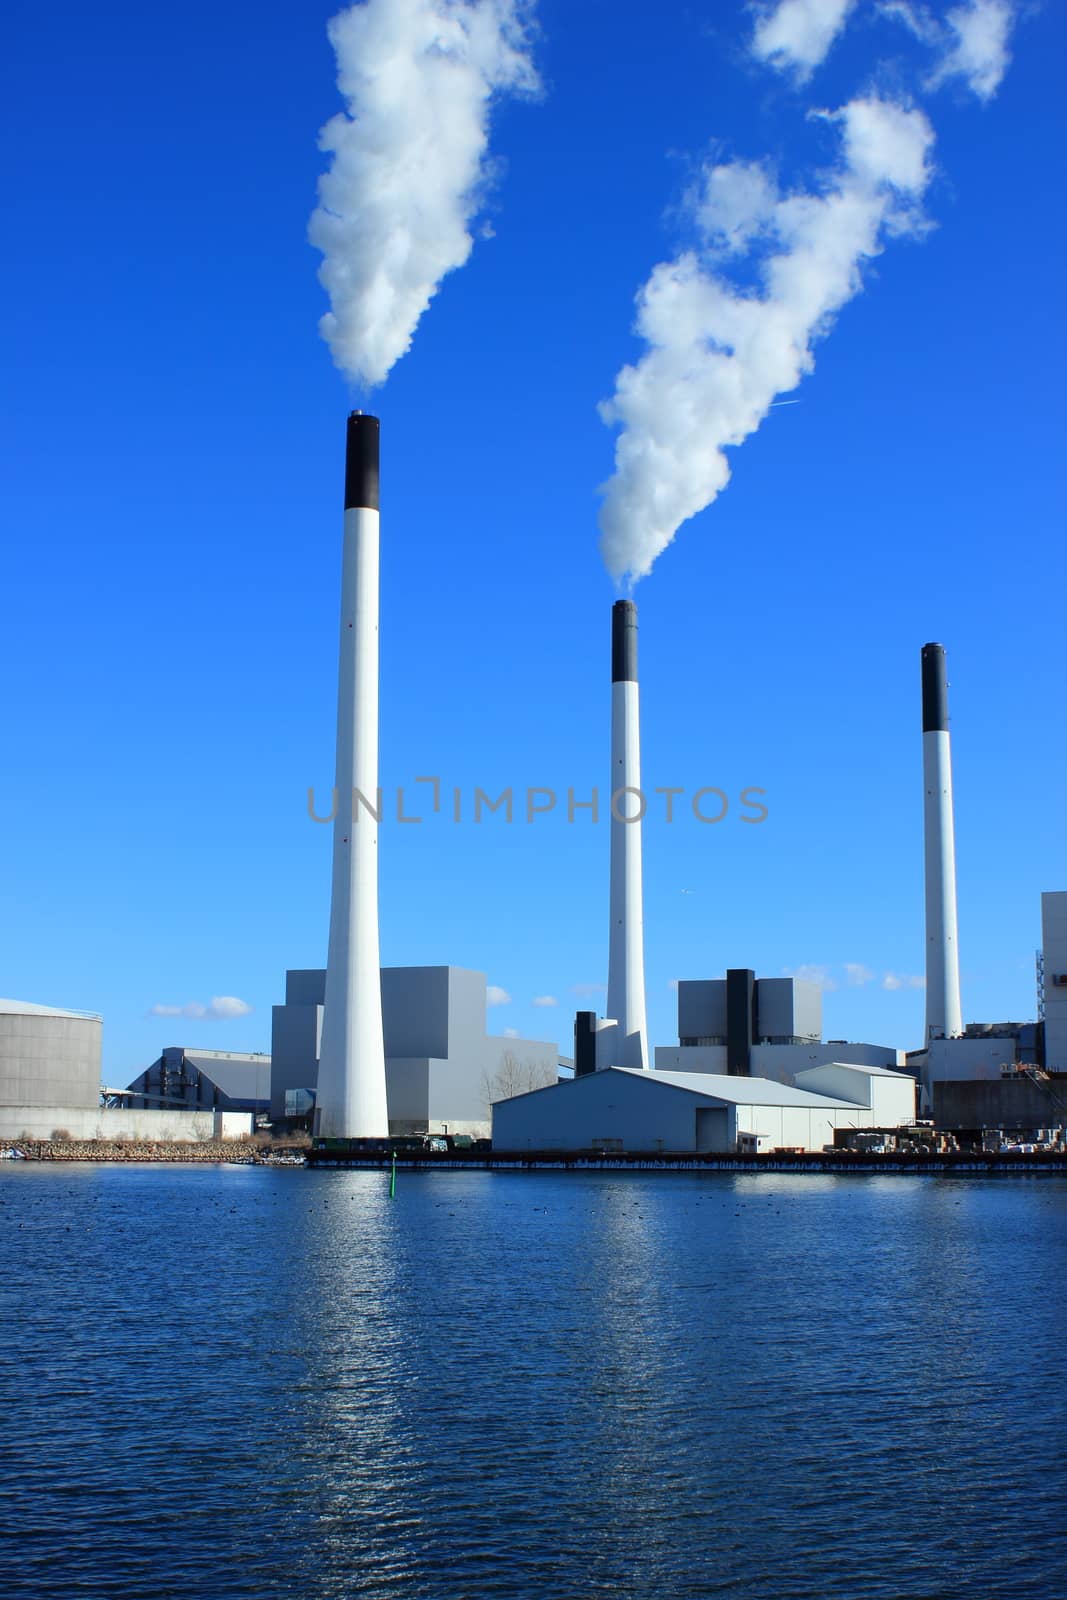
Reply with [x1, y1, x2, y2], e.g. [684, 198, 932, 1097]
[1, 1166, 1065, 1598]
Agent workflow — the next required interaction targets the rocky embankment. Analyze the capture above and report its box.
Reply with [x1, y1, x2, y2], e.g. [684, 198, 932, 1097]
[5, 1139, 308, 1164]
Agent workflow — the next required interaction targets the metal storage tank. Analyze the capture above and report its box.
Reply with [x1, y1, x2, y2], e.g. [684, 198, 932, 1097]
[0, 999, 102, 1111]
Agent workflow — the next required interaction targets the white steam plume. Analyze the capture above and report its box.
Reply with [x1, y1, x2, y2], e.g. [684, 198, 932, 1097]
[310, 0, 538, 388]
[597, 96, 934, 585]
[751, 0, 859, 80]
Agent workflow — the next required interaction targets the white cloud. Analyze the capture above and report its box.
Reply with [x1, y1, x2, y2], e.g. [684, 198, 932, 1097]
[752, 0, 858, 81]
[149, 997, 252, 1020]
[598, 96, 934, 584]
[487, 984, 512, 1006]
[309, 0, 539, 387]
[206, 996, 253, 1019]
[882, 0, 1015, 102]
[783, 964, 839, 992]
[845, 963, 875, 986]
[883, 972, 926, 990]
[502, 1027, 520, 1038]
[931, 0, 1014, 102]
[668, 978, 680, 991]
[878, 2, 939, 44]
[532, 995, 558, 1007]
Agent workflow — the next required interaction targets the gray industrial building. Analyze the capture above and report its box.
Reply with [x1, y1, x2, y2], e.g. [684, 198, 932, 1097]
[508, 970, 916, 1154]
[492, 1061, 915, 1154]
[0, 999, 257, 1142]
[0, 999, 102, 1114]
[1040, 892, 1067, 1071]
[125, 1048, 271, 1115]
[908, 891, 1067, 1131]
[271, 966, 559, 1137]
[650, 970, 902, 1082]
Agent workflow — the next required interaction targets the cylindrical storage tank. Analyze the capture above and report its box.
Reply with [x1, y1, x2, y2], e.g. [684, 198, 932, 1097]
[0, 1001, 102, 1109]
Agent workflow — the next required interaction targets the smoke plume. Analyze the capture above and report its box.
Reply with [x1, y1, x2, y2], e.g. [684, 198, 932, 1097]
[310, 0, 538, 388]
[597, 96, 934, 585]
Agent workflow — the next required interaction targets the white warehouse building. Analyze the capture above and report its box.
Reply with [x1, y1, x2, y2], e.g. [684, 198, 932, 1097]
[493, 1061, 915, 1154]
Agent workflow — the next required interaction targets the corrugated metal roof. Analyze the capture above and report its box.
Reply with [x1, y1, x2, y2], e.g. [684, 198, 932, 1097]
[181, 1052, 271, 1103]
[627, 1068, 862, 1109]
[794, 1062, 910, 1079]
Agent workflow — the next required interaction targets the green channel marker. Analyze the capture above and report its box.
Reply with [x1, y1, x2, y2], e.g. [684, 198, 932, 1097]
[389, 1150, 397, 1198]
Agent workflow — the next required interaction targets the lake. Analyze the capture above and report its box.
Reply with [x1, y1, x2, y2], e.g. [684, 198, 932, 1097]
[1, 1165, 1064, 1598]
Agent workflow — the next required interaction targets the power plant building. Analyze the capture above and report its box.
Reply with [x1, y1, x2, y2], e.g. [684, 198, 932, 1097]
[653, 970, 902, 1082]
[1041, 891, 1067, 1072]
[0, 1000, 255, 1142]
[272, 965, 558, 1137]
[125, 1048, 271, 1115]
[492, 1061, 915, 1154]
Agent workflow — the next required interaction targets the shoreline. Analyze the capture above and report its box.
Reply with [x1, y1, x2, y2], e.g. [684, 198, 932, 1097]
[4, 1141, 1065, 1175]
[1, 1139, 308, 1166]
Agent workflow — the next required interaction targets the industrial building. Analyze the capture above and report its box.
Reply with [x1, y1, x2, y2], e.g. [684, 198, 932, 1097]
[492, 1060, 915, 1154]
[0, 999, 254, 1142]
[0, 999, 102, 1118]
[272, 965, 558, 1137]
[1040, 891, 1067, 1072]
[124, 1048, 271, 1115]
[912, 890, 1067, 1139]
[650, 970, 902, 1083]
[910, 890, 1064, 1103]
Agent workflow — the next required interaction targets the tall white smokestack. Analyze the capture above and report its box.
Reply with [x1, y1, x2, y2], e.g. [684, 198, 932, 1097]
[921, 642, 963, 1044]
[605, 600, 649, 1070]
[314, 413, 389, 1139]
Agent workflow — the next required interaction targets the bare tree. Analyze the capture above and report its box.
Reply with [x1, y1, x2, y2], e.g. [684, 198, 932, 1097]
[483, 1050, 556, 1113]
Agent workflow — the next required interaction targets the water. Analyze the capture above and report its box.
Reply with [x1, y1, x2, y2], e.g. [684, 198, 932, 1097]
[1, 1165, 1065, 1599]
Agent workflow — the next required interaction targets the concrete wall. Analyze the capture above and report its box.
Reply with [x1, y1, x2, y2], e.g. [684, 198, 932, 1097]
[655, 1045, 728, 1074]
[0, 1012, 101, 1110]
[381, 967, 451, 1058]
[933, 1076, 1067, 1131]
[756, 979, 822, 1042]
[924, 1037, 1019, 1083]
[270, 1001, 323, 1120]
[285, 970, 326, 1006]
[0, 1107, 253, 1142]
[1042, 892, 1067, 1071]
[385, 1058, 432, 1128]
[677, 981, 727, 1042]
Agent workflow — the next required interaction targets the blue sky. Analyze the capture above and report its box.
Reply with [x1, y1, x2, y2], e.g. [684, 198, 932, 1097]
[2, 0, 1064, 1083]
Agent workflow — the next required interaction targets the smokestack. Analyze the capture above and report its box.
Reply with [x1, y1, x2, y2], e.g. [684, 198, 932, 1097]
[921, 642, 963, 1044]
[314, 413, 389, 1138]
[605, 600, 649, 1069]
